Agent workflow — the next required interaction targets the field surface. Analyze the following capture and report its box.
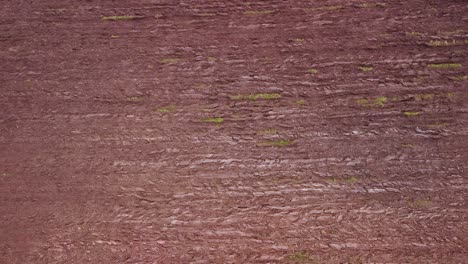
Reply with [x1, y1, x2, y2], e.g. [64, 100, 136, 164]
[1, 0, 467, 263]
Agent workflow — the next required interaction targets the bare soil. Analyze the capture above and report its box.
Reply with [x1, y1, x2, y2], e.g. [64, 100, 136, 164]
[1, 0, 467, 263]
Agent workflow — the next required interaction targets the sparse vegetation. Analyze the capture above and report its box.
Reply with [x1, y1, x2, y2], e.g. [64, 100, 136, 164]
[358, 65, 374, 72]
[415, 94, 434, 101]
[156, 104, 176, 113]
[244, 10, 274, 15]
[426, 122, 448, 129]
[296, 99, 306, 106]
[356, 96, 387, 107]
[374, 96, 387, 107]
[358, 3, 386, 8]
[160, 58, 181, 64]
[229, 93, 282, 101]
[202, 117, 224, 123]
[427, 63, 462, 69]
[327, 176, 359, 184]
[309, 5, 344, 11]
[346, 176, 359, 184]
[409, 199, 432, 208]
[356, 98, 369, 107]
[257, 128, 278, 135]
[449, 75, 468, 80]
[403, 111, 420, 117]
[196, 13, 215, 17]
[307, 68, 318, 74]
[426, 40, 459, 47]
[102, 15, 142, 21]
[288, 251, 313, 262]
[127, 96, 145, 102]
[258, 139, 292, 147]
[406, 31, 423, 37]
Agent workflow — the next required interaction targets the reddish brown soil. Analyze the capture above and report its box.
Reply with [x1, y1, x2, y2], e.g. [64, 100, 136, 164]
[1, 0, 467, 263]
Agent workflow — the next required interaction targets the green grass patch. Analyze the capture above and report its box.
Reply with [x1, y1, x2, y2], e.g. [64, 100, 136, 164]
[102, 15, 142, 21]
[258, 139, 292, 147]
[229, 93, 282, 101]
[358, 65, 374, 72]
[403, 111, 420, 117]
[202, 117, 224, 123]
[244, 10, 274, 15]
[428, 63, 462, 69]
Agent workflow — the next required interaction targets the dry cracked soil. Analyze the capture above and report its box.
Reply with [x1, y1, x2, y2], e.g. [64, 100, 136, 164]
[1, 0, 467, 263]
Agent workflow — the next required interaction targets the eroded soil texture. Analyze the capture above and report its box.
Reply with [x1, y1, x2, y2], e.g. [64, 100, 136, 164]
[1, 0, 467, 263]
